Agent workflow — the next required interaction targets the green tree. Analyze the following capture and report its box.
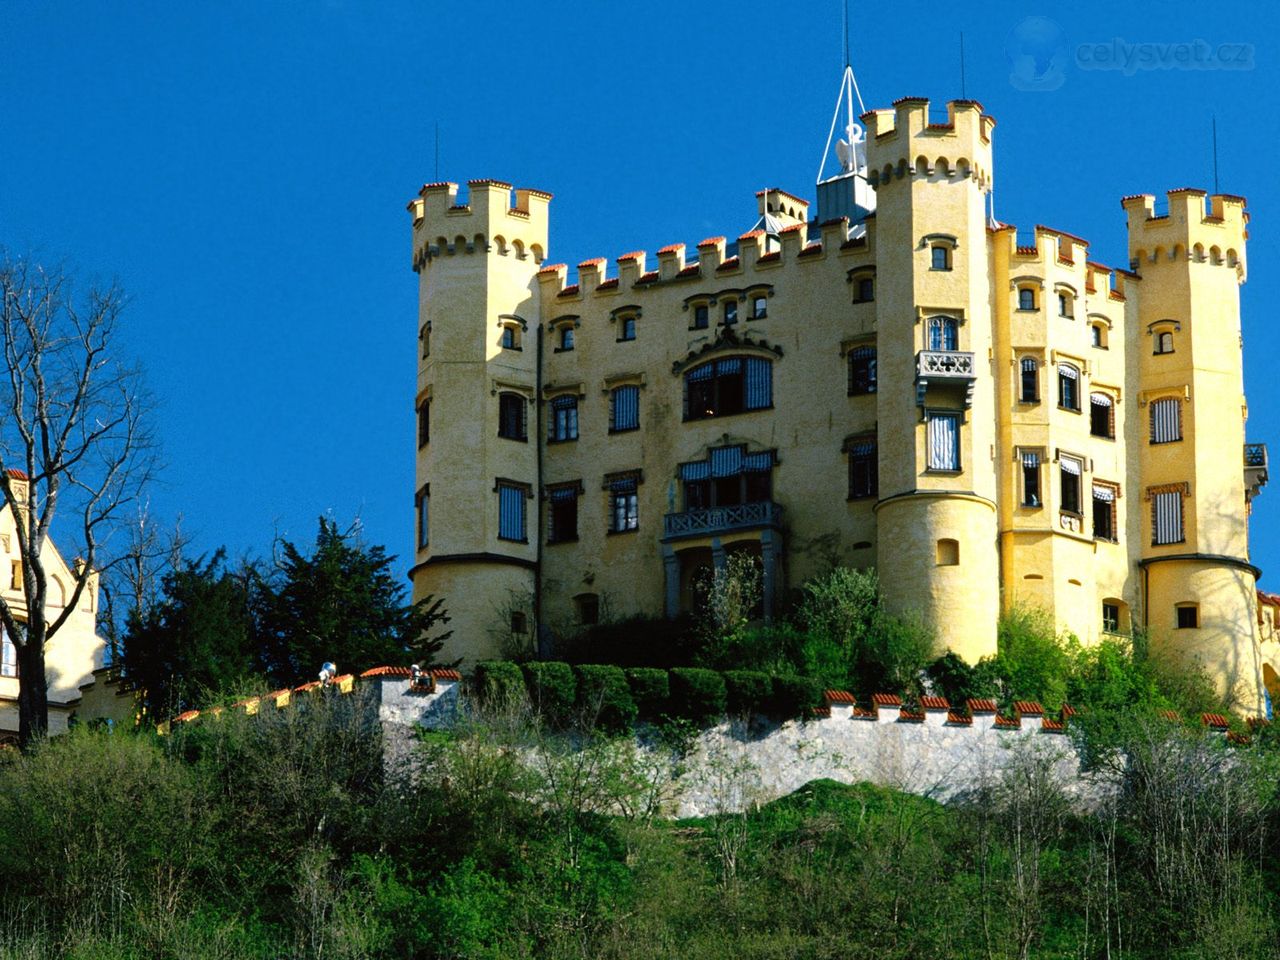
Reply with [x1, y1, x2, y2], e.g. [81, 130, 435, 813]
[122, 550, 259, 719]
[256, 517, 450, 685]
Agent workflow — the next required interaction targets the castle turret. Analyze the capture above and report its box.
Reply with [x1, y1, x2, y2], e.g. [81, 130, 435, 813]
[407, 180, 552, 663]
[863, 98, 999, 662]
[1124, 189, 1266, 711]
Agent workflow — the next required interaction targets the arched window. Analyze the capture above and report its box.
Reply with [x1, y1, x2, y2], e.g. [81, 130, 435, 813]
[1019, 357, 1039, 402]
[1154, 330, 1174, 355]
[1057, 363, 1080, 411]
[928, 317, 958, 351]
[683, 357, 772, 421]
[549, 395, 578, 442]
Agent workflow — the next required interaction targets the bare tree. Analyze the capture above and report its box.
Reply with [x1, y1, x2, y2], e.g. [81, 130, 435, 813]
[0, 252, 156, 746]
[98, 505, 188, 665]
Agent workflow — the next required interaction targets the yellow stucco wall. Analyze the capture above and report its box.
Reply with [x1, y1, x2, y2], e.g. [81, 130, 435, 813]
[407, 99, 1269, 713]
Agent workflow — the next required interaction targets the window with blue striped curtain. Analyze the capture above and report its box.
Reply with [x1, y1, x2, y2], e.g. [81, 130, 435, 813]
[608, 477, 639, 532]
[683, 356, 772, 420]
[498, 483, 527, 542]
[745, 358, 772, 409]
[549, 395, 578, 442]
[610, 385, 640, 432]
[928, 317, 958, 351]
[926, 412, 961, 471]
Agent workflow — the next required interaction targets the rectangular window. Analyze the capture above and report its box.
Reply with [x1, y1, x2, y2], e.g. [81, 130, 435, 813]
[855, 276, 874, 302]
[1021, 451, 1041, 507]
[548, 486, 579, 544]
[608, 477, 639, 533]
[1, 625, 15, 678]
[498, 482, 527, 542]
[1102, 603, 1120, 633]
[417, 401, 430, 448]
[847, 347, 876, 396]
[1060, 456, 1082, 514]
[558, 326, 575, 351]
[931, 245, 950, 270]
[848, 438, 877, 499]
[498, 393, 527, 441]
[549, 395, 579, 442]
[1019, 288, 1036, 311]
[1058, 364, 1080, 411]
[1152, 489, 1184, 545]
[1058, 292, 1072, 317]
[751, 296, 767, 319]
[693, 304, 709, 329]
[723, 301, 738, 325]
[1090, 394, 1114, 438]
[1150, 398, 1182, 443]
[1093, 483, 1117, 541]
[501, 326, 520, 350]
[609, 385, 640, 432]
[618, 316, 637, 341]
[420, 323, 431, 358]
[416, 486, 429, 549]
[1176, 605, 1198, 629]
[684, 357, 772, 420]
[926, 412, 961, 471]
[1020, 358, 1039, 402]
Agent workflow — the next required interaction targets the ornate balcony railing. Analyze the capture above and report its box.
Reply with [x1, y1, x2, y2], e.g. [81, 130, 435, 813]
[916, 350, 976, 409]
[663, 501, 783, 540]
[1245, 442, 1269, 503]
[916, 350, 975, 379]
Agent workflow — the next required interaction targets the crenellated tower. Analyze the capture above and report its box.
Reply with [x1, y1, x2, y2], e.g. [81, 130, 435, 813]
[407, 180, 552, 663]
[862, 98, 999, 662]
[1124, 189, 1265, 710]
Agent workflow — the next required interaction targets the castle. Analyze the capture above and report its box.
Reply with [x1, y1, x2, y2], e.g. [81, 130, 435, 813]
[406, 85, 1278, 714]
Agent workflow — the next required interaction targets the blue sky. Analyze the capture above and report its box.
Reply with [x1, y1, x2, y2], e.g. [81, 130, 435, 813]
[2, 1, 1278, 585]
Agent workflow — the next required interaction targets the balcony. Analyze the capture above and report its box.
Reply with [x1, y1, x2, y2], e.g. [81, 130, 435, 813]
[1245, 443, 1269, 503]
[662, 500, 783, 541]
[915, 350, 976, 409]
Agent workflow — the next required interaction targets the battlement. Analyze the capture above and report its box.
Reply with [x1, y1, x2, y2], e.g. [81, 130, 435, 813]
[408, 179, 551, 271]
[862, 98, 995, 191]
[1123, 189, 1247, 280]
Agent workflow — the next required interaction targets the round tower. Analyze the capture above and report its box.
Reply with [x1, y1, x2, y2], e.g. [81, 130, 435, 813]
[1124, 189, 1265, 712]
[863, 99, 1000, 663]
[406, 180, 551, 664]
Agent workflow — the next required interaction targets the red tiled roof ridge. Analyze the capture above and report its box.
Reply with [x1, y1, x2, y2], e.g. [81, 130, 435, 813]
[577, 257, 606, 267]
[920, 695, 950, 710]
[1035, 224, 1089, 247]
[657, 243, 685, 254]
[967, 698, 998, 713]
[755, 187, 809, 205]
[737, 229, 765, 241]
[430, 668, 462, 681]
[994, 715, 1020, 729]
[824, 689, 856, 704]
[892, 95, 930, 105]
[538, 263, 567, 275]
[899, 708, 925, 722]
[1201, 712, 1230, 729]
[697, 236, 726, 247]
[420, 181, 455, 192]
[467, 178, 513, 189]
[778, 223, 805, 235]
[1014, 700, 1044, 716]
[616, 250, 645, 261]
[4, 468, 28, 479]
[361, 665, 411, 677]
[1167, 186, 1207, 196]
[871, 692, 901, 706]
[1120, 192, 1154, 204]
[946, 710, 973, 725]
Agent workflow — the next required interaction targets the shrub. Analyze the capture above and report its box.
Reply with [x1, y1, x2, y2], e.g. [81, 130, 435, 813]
[668, 667, 727, 725]
[769, 674, 823, 719]
[925, 651, 1000, 707]
[625, 667, 670, 719]
[522, 661, 577, 728]
[473, 660, 526, 707]
[697, 622, 804, 674]
[575, 664, 638, 733]
[990, 606, 1073, 710]
[723, 670, 773, 716]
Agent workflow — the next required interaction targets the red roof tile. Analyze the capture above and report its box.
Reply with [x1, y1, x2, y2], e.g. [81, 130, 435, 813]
[597, 278, 619, 290]
[1042, 718, 1066, 733]
[1201, 712, 1230, 729]
[967, 698, 998, 713]
[419, 181, 455, 192]
[538, 263, 567, 275]
[430, 668, 462, 681]
[757, 252, 781, 264]
[1227, 731, 1251, 745]
[637, 271, 659, 282]
[716, 257, 741, 272]
[946, 711, 973, 725]
[1014, 700, 1044, 716]
[1060, 704, 1077, 718]
[824, 689, 856, 704]
[1167, 186, 1207, 196]
[993, 715, 1021, 729]
[853, 706, 876, 719]
[467, 178, 513, 190]
[737, 229, 765, 241]
[4, 468, 28, 479]
[657, 243, 685, 255]
[558, 284, 581, 297]
[577, 257, 606, 268]
[871, 693, 902, 707]
[920, 696, 950, 710]
[697, 236, 727, 247]
[798, 242, 823, 257]
[779, 223, 805, 235]
[361, 665, 411, 677]
[899, 709, 925, 722]
[677, 264, 700, 277]
[616, 250, 645, 261]
[294, 680, 321, 693]
[754, 187, 809, 206]
[1158, 709, 1181, 722]
[810, 705, 831, 718]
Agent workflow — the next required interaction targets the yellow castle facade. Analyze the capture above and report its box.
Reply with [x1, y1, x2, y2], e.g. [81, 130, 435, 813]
[0, 471, 123, 739]
[407, 94, 1277, 715]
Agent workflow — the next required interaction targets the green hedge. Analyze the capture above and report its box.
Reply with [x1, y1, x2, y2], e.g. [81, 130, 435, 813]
[625, 668, 670, 719]
[575, 664, 638, 733]
[769, 675, 823, 719]
[474, 661, 526, 706]
[522, 661, 577, 727]
[669, 668, 727, 725]
[724, 670, 774, 716]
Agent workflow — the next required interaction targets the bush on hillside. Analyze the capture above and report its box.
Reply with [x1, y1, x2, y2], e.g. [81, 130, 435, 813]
[723, 670, 774, 716]
[522, 661, 578, 728]
[625, 667, 671, 719]
[668, 668, 727, 725]
[473, 660, 526, 707]
[575, 664, 638, 733]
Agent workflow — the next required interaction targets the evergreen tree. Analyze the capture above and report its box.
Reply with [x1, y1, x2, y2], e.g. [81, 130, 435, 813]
[256, 517, 450, 685]
[122, 551, 259, 719]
